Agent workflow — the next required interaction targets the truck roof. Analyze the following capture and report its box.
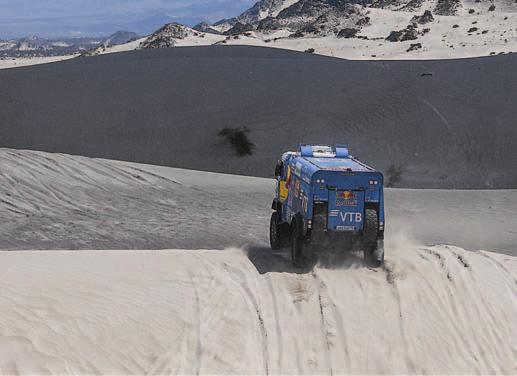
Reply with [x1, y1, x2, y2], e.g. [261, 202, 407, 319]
[282, 145, 379, 179]
[302, 156, 374, 172]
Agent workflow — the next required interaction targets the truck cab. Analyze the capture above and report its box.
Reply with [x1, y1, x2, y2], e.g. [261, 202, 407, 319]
[270, 144, 385, 267]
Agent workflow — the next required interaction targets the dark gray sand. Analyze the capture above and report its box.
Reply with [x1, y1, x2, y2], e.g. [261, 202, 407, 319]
[1, 46, 516, 188]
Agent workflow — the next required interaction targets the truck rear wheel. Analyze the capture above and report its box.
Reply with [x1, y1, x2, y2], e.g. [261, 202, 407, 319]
[363, 208, 383, 267]
[270, 211, 285, 250]
[291, 219, 307, 268]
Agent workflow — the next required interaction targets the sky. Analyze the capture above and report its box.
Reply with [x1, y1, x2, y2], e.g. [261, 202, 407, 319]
[0, 0, 255, 38]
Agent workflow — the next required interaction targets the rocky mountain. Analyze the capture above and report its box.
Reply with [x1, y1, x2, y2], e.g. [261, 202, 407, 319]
[193, 22, 223, 35]
[5, 0, 515, 63]
[0, 31, 139, 59]
[238, 0, 303, 24]
[101, 31, 139, 47]
[79, 23, 224, 58]
[0, 36, 103, 58]
[210, 0, 516, 37]
[139, 23, 196, 49]
[217, 0, 371, 36]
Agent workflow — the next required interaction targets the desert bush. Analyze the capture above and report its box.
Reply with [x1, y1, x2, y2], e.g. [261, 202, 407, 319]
[218, 127, 255, 156]
[305, 48, 315, 53]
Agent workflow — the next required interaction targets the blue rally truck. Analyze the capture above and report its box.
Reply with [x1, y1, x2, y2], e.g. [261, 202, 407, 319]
[270, 145, 385, 267]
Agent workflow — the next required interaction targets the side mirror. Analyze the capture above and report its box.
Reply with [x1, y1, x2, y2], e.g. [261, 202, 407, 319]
[274, 162, 283, 178]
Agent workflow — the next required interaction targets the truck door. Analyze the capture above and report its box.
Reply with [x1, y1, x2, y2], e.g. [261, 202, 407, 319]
[327, 190, 365, 231]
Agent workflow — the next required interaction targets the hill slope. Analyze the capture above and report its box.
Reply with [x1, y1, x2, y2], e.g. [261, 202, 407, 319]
[1, 47, 516, 188]
[1, 149, 516, 254]
[0, 149, 515, 375]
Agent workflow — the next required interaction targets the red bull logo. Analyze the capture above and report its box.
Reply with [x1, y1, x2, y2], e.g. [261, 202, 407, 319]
[338, 191, 356, 200]
[335, 190, 357, 206]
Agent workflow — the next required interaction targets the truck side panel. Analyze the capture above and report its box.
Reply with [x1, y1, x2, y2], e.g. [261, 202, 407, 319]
[283, 160, 313, 226]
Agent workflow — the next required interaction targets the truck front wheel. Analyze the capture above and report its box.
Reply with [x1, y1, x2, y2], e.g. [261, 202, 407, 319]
[270, 211, 285, 250]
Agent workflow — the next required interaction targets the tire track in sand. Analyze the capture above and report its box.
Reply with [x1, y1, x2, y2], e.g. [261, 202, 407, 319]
[266, 275, 283, 370]
[187, 269, 203, 375]
[382, 262, 415, 373]
[312, 270, 334, 376]
[224, 262, 269, 375]
[312, 269, 353, 374]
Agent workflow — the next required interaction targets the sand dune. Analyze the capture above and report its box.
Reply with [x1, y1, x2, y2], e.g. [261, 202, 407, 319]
[0, 245, 515, 374]
[1, 47, 516, 188]
[1, 149, 516, 374]
[1, 148, 516, 255]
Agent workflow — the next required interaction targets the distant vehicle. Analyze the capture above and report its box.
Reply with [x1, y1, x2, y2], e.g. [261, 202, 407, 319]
[270, 144, 385, 267]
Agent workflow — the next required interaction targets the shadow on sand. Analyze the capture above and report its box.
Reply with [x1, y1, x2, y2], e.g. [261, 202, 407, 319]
[245, 245, 369, 275]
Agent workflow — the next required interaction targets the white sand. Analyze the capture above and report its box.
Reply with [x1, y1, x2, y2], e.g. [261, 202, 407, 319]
[97, 37, 148, 54]
[0, 150, 516, 374]
[264, 8, 517, 60]
[2, 149, 517, 253]
[0, 243, 515, 374]
[71, 6, 517, 61]
[0, 55, 77, 70]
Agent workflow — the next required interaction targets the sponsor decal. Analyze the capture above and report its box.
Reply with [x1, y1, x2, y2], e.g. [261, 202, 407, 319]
[279, 180, 288, 202]
[335, 191, 357, 207]
[330, 210, 362, 223]
[294, 162, 302, 177]
[295, 180, 300, 198]
[339, 212, 362, 223]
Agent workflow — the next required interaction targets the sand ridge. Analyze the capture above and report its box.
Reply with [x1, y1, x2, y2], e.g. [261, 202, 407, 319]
[0, 244, 515, 374]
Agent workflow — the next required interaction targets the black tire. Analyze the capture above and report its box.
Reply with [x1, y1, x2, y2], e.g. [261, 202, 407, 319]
[270, 211, 284, 250]
[291, 219, 307, 267]
[363, 208, 383, 267]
